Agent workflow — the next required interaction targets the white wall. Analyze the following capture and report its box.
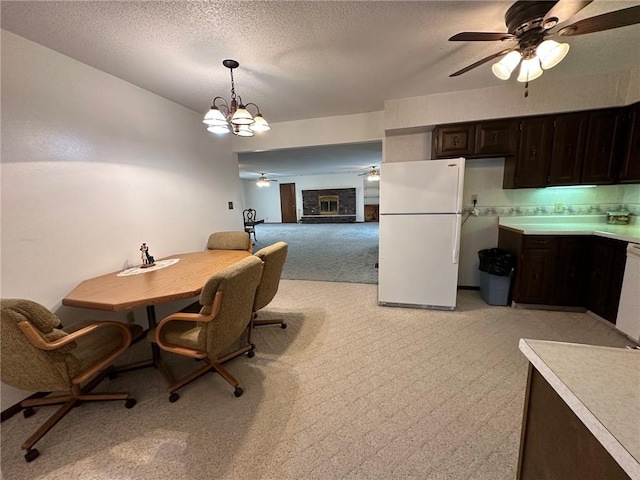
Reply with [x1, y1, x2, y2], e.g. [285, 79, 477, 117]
[243, 173, 369, 222]
[233, 111, 384, 153]
[0, 31, 241, 408]
[385, 67, 637, 131]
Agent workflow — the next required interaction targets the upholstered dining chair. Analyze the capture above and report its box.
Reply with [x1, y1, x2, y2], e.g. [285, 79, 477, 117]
[207, 231, 252, 253]
[150, 255, 263, 402]
[0, 298, 139, 462]
[251, 242, 289, 330]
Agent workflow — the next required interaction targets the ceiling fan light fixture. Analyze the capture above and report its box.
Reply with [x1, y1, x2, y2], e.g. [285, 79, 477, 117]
[491, 50, 522, 80]
[367, 170, 381, 182]
[249, 113, 271, 132]
[517, 56, 543, 83]
[256, 175, 271, 187]
[537, 39, 570, 70]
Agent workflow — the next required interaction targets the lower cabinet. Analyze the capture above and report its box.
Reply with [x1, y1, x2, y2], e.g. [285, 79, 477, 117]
[498, 229, 626, 321]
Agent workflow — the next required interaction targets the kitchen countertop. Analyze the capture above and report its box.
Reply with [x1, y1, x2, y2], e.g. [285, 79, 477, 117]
[519, 339, 640, 479]
[499, 215, 640, 244]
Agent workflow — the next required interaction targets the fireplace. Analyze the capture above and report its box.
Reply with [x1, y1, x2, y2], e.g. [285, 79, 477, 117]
[301, 188, 356, 223]
[319, 195, 339, 215]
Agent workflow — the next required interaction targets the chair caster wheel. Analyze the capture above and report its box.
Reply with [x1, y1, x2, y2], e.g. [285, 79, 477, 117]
[23, 407, 36, 418]
[247, 350, 255, 358]
[234, 387, 243, 398]
[25, 448, 40, 462]
[281, 323, 287, 329]
[169, 392, 179, 403]
[250, 343, 256, 350]
[125, 398, 137, 409]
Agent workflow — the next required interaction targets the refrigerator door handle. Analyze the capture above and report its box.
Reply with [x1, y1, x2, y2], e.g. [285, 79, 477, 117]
[452, 217, 460, 264]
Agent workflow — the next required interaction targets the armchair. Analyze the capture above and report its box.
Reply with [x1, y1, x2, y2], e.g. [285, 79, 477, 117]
[0, 298, 138, 462]
[251, 242, 288, 329]
[150, 255, 263, 402]
[207, 231, 252, 253]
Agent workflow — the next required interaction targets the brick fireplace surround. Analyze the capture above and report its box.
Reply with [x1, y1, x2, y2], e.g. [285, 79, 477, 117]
[301, 188, 356, 223]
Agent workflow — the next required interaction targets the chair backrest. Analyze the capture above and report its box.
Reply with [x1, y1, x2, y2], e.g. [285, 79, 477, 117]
[197, 255, 263, 355]
[243, 208, 257, 225]
[206, 231, 251, 251]
[253, 242, 288, 312]
[0, 299, 74, 392]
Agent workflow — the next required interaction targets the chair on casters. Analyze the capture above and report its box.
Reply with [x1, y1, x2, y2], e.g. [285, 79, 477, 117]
[149, 255, 263, 402]
[0, 298, 139, 462]
[251, 242, 289, 330]
[207, 231, 252, 253]
[243, 208, 258, 243]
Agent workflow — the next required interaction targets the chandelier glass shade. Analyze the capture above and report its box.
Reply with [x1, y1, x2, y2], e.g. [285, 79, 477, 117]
[256, 175, 271, 187]
[491, 39, 570, 83]
[203, 59, 270, 137]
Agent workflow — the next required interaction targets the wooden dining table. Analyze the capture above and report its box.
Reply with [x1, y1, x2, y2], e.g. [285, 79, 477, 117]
[62, 249, 251, 377]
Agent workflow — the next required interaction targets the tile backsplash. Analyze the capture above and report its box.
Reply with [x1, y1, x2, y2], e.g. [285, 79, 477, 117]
[463, 158, 640, 218]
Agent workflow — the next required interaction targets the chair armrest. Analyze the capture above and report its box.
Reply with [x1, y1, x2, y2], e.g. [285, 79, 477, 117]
[18, 320, 132, 351]
[154, 291, 223, 357]
[18, 320, 134, 385]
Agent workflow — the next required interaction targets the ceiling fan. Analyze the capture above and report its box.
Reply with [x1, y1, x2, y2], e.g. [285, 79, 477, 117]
[255, 173, 278, 188]
[448, 0, 640, 95]
[358, 166, 381, 182]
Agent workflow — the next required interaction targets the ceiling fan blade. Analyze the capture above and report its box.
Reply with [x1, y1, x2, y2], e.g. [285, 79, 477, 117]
[543, 0, 593, 26]
[449, 48, 516, 77]
[449, 32, 515, 42]
[556, 5, 640, 36]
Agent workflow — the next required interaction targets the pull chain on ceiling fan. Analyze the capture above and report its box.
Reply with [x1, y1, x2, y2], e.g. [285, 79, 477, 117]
[448, 0, 640, 97]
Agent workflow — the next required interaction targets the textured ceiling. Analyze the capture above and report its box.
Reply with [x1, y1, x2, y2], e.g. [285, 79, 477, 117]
[2, 1, 639, 178]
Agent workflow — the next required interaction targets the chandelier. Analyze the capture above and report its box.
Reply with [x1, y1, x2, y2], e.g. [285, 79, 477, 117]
[202, 59, 270, 137]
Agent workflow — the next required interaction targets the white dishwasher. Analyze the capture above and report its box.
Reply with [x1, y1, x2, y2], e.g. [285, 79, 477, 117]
[616, 243, 640, 342]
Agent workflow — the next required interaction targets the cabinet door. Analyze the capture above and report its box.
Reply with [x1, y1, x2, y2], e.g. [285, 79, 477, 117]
[433, 124, 475, 158]
[475, 119, 518, 156]
[587, 237, 615, 321]
[515, 117, 553, 188]
[582, 109, 622, 184]
[619, 103, 640, 183]
[548, 113, 587, 186]
[552, 237, 590, 306]
[516, 237, 556, 304]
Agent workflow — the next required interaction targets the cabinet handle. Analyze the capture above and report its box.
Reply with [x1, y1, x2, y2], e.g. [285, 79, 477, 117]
[453, 135, 459, 146]
[530, 147, 537, 159]
[493, 131, 499, 144]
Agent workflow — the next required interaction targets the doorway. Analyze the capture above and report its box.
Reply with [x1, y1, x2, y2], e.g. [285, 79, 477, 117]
[280, 183, 297, 223]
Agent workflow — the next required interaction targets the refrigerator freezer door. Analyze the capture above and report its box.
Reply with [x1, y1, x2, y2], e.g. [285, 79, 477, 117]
[380, 158, 465, 215]
[378, 213, 462, 309]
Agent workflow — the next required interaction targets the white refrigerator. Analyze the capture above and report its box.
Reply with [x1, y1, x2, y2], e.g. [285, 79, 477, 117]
[378, 158, 465, 310]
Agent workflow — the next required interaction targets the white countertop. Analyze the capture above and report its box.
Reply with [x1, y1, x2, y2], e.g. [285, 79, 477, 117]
[499, 215, 640, 244]
[519, 339, 640, 480]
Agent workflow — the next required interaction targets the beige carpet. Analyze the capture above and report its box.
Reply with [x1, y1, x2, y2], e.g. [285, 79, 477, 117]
[1, 281, 633, 479]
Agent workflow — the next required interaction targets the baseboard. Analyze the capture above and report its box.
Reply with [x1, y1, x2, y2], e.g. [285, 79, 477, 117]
[1, 391, 50, 423]
[458, 285, 480, 291]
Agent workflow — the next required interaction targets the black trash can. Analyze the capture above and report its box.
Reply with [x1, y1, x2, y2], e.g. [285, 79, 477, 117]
[478, 248, 515, 306]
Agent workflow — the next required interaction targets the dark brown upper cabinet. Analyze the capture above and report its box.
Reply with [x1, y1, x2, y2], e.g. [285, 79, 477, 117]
[581, 108, 623, 185]
[548, 112, 588, 186]
[432, 124, 475, 158]
[474, 120, 518, 156]
[512, 116, 553, 188]
[619, 102, 640, 183]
